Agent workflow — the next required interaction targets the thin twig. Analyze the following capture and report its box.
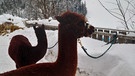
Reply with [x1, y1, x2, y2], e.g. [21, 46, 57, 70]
[98, 0, 123, 21]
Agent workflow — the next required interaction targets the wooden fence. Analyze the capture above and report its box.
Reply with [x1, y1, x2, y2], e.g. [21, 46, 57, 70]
[92, 27, 135, 44]
[25, 23, 135, 44]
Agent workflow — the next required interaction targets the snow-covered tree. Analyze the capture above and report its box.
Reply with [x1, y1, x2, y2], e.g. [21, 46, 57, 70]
[0, 0, 87, 19]
[0, 0, 25, 17]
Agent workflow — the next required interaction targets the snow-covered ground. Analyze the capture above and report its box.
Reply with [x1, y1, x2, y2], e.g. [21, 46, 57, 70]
[0, 0, 135, 75]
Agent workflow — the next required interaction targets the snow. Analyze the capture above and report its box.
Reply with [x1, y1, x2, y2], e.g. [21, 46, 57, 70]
[0, 1, 135, 76]
[0, 14, 27, 27]
[77, 38, 135, 76]
[26, 19, 59, 26]
[127, 32, 135, 36]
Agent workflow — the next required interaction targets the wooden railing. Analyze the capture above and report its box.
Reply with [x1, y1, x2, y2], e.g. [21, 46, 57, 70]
[92, 27, 135, 44]
[25, 23, 135, 44]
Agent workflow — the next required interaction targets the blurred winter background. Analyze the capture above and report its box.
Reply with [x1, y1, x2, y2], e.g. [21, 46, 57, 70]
[0, 0, 135, 76]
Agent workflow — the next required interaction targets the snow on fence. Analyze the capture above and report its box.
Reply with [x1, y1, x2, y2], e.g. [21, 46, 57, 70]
[25, 23, 135, 44]
[92, 27, 135, 44]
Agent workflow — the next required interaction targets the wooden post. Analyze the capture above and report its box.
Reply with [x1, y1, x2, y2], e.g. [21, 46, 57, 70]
[97, 29, 103, 41]
[92, 28, 98, 39]
[118, 38, 125, 43]
[91, 33, 97, 39]
[104, 30, 109, 42]
[110, 31, 117, 43]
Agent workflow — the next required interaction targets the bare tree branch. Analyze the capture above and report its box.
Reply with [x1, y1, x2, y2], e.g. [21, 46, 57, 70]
[124, 0, 130, 15]
[116, 0, 129, 30]
[98, 0, 123, 21]
[125, 0, 135, 9]
[98, 0, 135, 30]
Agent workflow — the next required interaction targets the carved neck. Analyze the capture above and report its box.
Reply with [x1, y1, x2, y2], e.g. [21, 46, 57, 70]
[36, 30, 47, 49]
[32, 30, 47, 57]
[37, 37, 47, 48]
[57, 25, 78, 67]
